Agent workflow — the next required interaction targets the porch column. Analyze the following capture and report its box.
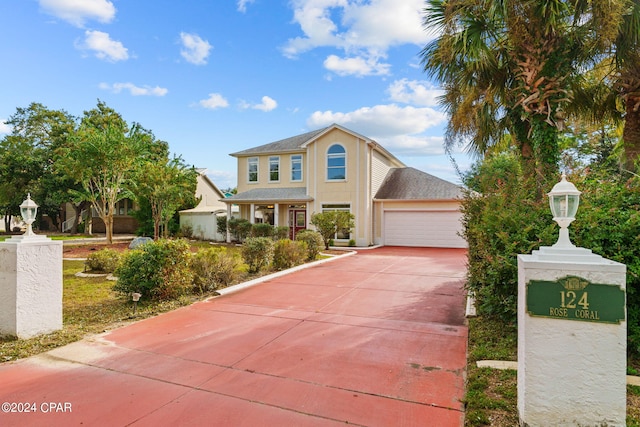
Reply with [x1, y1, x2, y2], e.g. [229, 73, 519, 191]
[274, 203, 279, 227]
[250, 204, 255, 224]
[226, 203, 232, 243]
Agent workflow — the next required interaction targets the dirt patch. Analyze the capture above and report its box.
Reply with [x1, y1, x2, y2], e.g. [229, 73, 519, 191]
[63, 242, 131, 259]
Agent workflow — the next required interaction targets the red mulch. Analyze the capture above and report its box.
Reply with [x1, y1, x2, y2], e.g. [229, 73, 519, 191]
[63, 242, 131, 258]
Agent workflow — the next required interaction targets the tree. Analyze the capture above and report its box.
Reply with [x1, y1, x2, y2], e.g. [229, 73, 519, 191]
[310, 211, 355, 250]
[56, 103, 144, 243]
[421, 0, 625, 194]
[133, 157, 198, 240]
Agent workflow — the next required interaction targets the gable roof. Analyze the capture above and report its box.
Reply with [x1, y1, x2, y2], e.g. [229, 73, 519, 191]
[230, 127, 329, 156]
[374, 167, 464, 200]
[223, 187, 312, 203]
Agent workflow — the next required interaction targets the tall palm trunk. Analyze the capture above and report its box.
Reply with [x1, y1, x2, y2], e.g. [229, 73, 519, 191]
[623, 93, 640, 171]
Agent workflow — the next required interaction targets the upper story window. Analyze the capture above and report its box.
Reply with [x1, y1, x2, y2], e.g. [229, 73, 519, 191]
[269, 156, 280, 182]
[291, 154, 302, 182]
[327, 144, 346, 180]
[248, 157, 258, 183]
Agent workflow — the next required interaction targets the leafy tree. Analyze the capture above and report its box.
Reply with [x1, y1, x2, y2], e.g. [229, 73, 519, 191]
[133, 157, 198, 240]
[310, 211, 355, 249]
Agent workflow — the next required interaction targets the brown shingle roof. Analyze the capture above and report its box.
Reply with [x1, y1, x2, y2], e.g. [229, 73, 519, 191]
[375, 167, 464, 200]
[230, 127, 329, 156]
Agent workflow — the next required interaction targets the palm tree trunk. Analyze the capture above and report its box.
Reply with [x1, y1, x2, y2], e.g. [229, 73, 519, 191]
[623, 95, 640, 171]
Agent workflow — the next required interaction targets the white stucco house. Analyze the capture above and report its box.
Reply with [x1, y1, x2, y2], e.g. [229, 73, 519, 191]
[179, 169, 230, 241]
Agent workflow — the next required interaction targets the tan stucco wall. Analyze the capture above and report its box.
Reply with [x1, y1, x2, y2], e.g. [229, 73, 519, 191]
[236, 152, 306, 193]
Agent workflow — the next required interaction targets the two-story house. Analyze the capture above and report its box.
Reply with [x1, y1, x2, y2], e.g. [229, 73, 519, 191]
[223, 124, 466, 248]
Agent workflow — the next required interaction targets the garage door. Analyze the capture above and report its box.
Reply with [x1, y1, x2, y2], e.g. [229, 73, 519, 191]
[383, 210, 466, 248]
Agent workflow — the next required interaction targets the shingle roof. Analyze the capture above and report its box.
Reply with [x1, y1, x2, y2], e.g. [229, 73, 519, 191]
[230, 127, 329, 156]
[375, 167, 464, 200]
[223, 187, 313, 203]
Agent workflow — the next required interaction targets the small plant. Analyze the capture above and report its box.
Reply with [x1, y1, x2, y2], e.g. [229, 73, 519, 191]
[348, 239, 356, 247]
[114, 239, 193, 301]
[251, 223, 274, 238]
[85, 249, 122, 273]
[295, 230, 324, 260]
[179, 224, 194, 239]
[241, 237, 274, 273]
[274, 226, 290, 240]
[273, 239, 307, 270]
[191, 247, 242, 293]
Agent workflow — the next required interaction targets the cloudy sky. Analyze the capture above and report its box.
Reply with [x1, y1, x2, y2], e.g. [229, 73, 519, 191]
[0, 0, 472, 189]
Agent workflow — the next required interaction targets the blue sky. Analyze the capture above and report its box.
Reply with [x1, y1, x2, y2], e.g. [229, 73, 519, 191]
[0, 0, 472, 189]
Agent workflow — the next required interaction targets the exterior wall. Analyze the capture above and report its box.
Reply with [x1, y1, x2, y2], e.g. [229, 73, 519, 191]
[91, 216, 138, 234]
[195, 176, 227, 211]
[236, 152, 306, 193]
[180, 212, 225, 241]
[307, 128, 372, 246]
[371, 149, 394, 196]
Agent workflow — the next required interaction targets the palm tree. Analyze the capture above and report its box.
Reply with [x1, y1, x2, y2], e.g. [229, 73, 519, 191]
[421, 0, 625, 193]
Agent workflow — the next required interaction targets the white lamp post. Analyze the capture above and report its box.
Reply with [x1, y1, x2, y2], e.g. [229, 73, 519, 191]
[547, 173, 581, 249]
[19, 193, 39, 237]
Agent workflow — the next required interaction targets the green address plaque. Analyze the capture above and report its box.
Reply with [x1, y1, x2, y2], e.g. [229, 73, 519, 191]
[526, 276, 625, 324]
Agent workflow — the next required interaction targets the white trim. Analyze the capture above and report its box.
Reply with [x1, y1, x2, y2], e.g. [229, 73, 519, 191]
[290, 154, 303, 182]
[268, 155, 280, 183]
[326, 143, 347, 182]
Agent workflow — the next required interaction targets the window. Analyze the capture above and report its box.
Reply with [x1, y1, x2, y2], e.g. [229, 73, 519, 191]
[322, 203, 351, 240]
[269, 156, 280, 182]
[248, 157, 258, 183]
[291, 154, 302, 181]
[327, 144, 346, 180]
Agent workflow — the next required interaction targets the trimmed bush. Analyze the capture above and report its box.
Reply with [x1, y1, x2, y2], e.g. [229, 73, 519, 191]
[273, 239, 307, 270]
[191, 247, 242, 293]
[114, 239, 193, 301]
[251, 223, 274, 238]
[295, 230, 324, 260]
[85, 248, 122, 273]
[228, 217, 252, 242]
[241, 237, 274, 273]
[274, 226, 290, 240]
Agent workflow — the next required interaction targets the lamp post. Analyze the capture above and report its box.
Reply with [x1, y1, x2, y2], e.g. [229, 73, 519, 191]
[547, 173, 581, 249]
[19, 193, 39, 237]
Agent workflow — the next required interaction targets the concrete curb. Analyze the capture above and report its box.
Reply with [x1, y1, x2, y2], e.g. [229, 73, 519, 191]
[476, 360, 640, 386]
[214, 250, 357, 297]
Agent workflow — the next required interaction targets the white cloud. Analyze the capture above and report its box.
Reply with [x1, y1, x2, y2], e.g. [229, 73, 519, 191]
[99, 82, 168, 97]
[324, 54, 390, 77]
[180, 32, 212, 65]
[0, 120, 11, 135]
[387, 79, 444, 107]
[199, 93, 229, 109]
[241, 96, 278, 112]
[39, 0, 116, 27]
[237, 0, 255, 13]
[77, 30, 129, 62]
[282, 0, 430, 76]
[307, 103, 447, 156]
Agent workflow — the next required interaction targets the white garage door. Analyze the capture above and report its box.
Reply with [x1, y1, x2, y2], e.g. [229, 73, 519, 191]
[384, 210, 466, 248]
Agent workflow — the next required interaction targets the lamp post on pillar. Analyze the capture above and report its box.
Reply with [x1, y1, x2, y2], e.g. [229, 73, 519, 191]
[0, 194, 63, 338]
[517, 174, 627, 427]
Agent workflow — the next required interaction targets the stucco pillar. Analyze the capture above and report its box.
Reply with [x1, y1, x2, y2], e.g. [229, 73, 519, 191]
[226, 204, 232, 243]
[0, 235, 63, 338]
[274, 203, 279, 227]
[517, 246, 626, 426]
[250, 204, 255, 224]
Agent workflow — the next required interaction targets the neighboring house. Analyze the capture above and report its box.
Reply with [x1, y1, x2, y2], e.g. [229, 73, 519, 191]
[179, 169, 230, 240]
[223, 124, 467, 248]
[90, 198, 138, 234]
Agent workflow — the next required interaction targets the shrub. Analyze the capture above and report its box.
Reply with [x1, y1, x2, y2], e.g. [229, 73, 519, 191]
[273, 239, 308, 270]
[251, 223, 274, 238]
[216, 216, 227, 238]
[310, 211, 355, 249]
[274, 226, 290, 240]
[114, 239, 193, 301]
[179, 224, 194, 239]
[295, 230, 324, 260]
[228, 218, 252, 242]
[241, 237, 274, 273]
[348, 239, 356, 247]
[85, 248, 122, 273]
[191, 247, 242, 293]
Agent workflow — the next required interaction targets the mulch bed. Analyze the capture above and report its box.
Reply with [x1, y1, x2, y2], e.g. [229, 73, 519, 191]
[63, 242, 131, 258]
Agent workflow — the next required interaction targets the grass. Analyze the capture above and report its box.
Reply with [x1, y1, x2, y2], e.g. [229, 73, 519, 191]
[465, 316, 640, 426]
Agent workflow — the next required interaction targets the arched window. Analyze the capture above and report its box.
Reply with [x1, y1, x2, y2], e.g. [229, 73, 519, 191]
[327, 144, 346, 180]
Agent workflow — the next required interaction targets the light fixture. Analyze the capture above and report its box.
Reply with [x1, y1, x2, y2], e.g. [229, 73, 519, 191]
[548, 173, 581, 249]
[19, 193, 39, 237]
[132, 292, 142, 315]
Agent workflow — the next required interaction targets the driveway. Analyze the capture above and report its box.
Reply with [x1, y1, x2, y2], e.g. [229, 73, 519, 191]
[0, 247, 468, 427]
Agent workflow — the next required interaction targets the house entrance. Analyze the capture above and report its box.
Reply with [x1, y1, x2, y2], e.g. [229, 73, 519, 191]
[288, 207, 306, 240]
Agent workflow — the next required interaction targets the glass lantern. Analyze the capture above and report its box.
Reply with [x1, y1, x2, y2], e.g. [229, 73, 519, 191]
[547, 173, 581, 249]
[19, 193, 39, 236]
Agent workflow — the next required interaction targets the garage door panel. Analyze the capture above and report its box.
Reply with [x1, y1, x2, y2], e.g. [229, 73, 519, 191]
[384, 211, 466, 248]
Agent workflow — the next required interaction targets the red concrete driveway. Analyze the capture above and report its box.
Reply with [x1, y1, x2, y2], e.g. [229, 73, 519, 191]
[0, 247, 468, 427]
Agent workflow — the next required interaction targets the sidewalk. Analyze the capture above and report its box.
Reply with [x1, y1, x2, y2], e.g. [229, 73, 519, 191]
[0, 247, 468, 426]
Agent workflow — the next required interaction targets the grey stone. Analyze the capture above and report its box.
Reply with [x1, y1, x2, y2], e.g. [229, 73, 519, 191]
[129, 237, 153, 249]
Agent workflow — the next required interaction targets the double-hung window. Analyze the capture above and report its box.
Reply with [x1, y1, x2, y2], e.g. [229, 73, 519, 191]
[269, 156, 280, 182]
[327, 144, 346, 180]
[291, 154, 302, 182]
[248, 157, 258, 183]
